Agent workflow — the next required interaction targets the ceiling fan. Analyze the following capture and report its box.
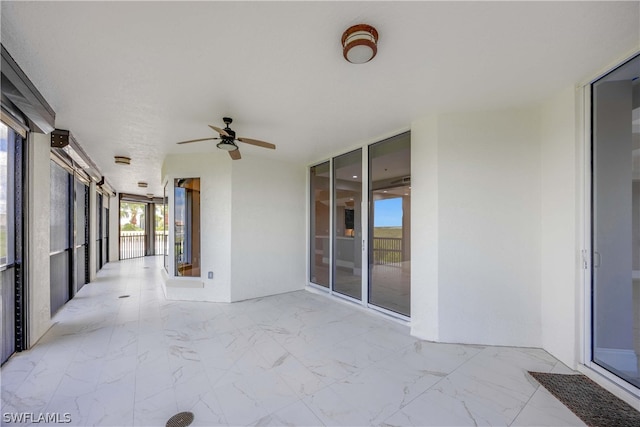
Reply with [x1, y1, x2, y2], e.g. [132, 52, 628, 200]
[177, 117, 275, 160]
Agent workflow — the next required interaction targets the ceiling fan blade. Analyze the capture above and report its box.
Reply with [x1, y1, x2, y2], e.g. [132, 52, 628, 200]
[237, 137, 276, 150]
[209, 125, 230, 137]
[229, 149, 241, 160]
[177, 137, 219, 145]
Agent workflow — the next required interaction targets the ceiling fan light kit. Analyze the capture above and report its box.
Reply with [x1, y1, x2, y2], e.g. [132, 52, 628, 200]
[342, 24, 378, 64]
[216, 140, 238, 151]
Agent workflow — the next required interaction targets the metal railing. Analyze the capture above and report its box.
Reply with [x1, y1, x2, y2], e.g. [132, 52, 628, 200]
[119, 231, 167, 260]
[120, 232, 146, 260]
[373, 237, 403, 266]
[155, 233, 167, 256]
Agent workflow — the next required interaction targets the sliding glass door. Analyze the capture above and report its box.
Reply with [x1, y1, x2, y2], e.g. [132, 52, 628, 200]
[591, 54, 640, 387]
[310, 162, 330, 288]
[333, 150, 363, 300]
[309, 134, 411, 318]
[369, 133, 411, 316]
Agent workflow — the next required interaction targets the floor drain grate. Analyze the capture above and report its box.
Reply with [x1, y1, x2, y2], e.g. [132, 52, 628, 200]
[118, 295, 130, 299]
[166, 411, 194, 427]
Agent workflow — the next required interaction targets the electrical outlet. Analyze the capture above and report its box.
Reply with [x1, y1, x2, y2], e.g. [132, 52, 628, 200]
[208, 271, 213, 279]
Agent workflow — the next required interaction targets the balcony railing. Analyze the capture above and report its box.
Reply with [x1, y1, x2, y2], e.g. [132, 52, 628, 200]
[155, 233, 167, 256]
[119, 232, 167, 260]
[373, 237, 403, 266]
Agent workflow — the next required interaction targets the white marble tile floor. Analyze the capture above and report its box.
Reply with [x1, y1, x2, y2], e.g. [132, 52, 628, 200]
[1, 257, 585, 426]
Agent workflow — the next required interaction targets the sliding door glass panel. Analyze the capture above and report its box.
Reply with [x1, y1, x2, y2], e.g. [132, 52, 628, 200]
[369, 132, 411, 316]
[333, 150, 362, 300]
[175, 178, 200, 277]
[592, 54, 640, 388]
[310, 162, 330, 287]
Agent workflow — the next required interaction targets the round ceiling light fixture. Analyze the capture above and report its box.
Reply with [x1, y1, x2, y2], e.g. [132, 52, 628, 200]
[341, 24, 378, 64]
[114, 156, 131, 165]
[216, 140, 239, 151]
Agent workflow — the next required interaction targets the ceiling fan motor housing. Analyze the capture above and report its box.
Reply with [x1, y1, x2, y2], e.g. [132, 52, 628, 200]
[217, 117, 238, 150]
[224, 128, 236, 139]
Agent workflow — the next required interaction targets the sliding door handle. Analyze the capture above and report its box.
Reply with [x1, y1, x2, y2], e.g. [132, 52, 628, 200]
[593, 251, 601, 268]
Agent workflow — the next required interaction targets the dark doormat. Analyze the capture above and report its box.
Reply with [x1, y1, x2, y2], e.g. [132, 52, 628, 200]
[528, 372, 640, 427]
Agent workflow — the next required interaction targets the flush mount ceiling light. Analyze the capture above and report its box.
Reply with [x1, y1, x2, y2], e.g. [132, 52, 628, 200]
[114, 156, 131, 165]
[137, 182, 148, 188]
[341, 24, 378, 64]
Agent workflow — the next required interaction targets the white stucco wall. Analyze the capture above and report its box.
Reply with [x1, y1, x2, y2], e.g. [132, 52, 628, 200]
[230, 155, 306, 302]
[161, 152, 232, 302]
[540, 85, 580, 368]
[410, 116, 440, 341]
[411, 108, 543, 347]
[161, 151, 305, 302]
[28, 133, 52, 346]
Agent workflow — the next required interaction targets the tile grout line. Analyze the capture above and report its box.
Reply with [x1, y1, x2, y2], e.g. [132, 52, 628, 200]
[380, 343, 488, 425]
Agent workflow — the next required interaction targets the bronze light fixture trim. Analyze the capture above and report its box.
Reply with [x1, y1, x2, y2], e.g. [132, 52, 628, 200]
[342, 24, 378, 64]
[114, 156, 131, 165]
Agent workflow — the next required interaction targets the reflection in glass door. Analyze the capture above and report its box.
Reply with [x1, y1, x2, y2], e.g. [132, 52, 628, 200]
[310, 162, 330, 287]
[592, 54, 640, 388]
[369, 133, 411, 316]
[333, 150, 362, 300]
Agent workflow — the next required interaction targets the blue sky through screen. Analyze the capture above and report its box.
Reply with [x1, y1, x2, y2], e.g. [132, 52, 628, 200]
[374, 197, 402, 227]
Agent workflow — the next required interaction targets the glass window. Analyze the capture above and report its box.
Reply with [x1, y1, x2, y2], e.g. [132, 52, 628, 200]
[591, 54, 640, 387]
[175, 178, 200, 277]
[310, 162, 330, 287]
[164, 183, 169, 272]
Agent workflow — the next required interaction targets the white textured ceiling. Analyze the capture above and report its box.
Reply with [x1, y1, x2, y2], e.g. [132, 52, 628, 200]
[1, 1, 638, 197]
